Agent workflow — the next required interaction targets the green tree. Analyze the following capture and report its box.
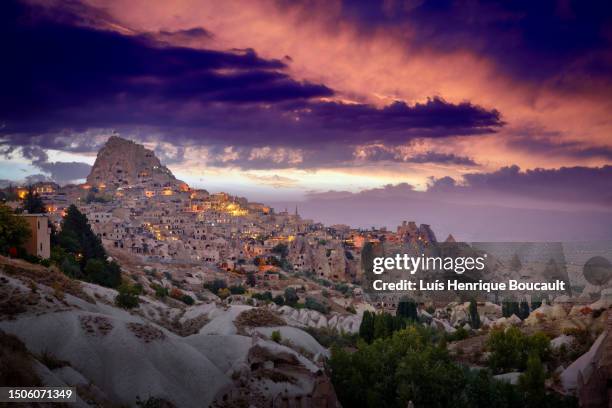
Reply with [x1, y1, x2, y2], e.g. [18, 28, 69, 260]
[397, 298, 418, 321]
[373, 313, 389, 339]
[469, 299, 481, 329]
[519, 300, 531, 320]
[487, 327, 550, 373]
[531, 299, 542, 311]
[0, 204, 31, 254]
[284, 287, 299, 306]
[360, 242, 375, 276]
[359, 311, 374, 343]
[58, 205, 106, 262]
[519, 353, 546, 408]
[330, 326, 475, 408]
[84, 258, 121, 288]
[502, 300, 520, 318]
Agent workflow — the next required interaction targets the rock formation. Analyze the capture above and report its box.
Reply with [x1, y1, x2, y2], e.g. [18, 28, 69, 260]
[86, 135, 182, 189]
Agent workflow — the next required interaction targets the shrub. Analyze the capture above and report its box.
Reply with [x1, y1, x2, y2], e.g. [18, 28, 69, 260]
[446, 326, 469, 342]
[0, 204, 31, 255]
[229, 285, 246, 294]
[271, 330, 282, 343]
[487, 327, 550, 373]
[284, 287, 299, 306]
[153, 284, 169, 298]
[469, 299, 481, 329]
[85, 259, 121, 288]
[181, 294, 195, 305]
[273, 295, 285, 306]
[334, 282, 350, 294]
[115, 283, 140, 309]
[217, 287, 230, 300]
[252, 291, 273, 302]
[203, 279, 227, 294]
[397, 298, 418, 321]
[304, 297, 329, 314]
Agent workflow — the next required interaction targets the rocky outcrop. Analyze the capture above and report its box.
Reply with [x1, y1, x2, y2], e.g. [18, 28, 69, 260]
[287, 237, 349, 281]
[86, 135, 182, 189]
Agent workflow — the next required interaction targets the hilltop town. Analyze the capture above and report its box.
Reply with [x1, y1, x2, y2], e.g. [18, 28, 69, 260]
[3, 136, 440, 299]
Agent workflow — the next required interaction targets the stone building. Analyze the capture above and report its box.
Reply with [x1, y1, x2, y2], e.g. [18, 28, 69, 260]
[18, 214, 51, 259]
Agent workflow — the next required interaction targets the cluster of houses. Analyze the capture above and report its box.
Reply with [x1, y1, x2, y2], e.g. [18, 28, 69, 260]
[4, 180, 439, 287]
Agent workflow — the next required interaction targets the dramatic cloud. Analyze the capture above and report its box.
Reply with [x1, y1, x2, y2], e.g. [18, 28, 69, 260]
[320, 1, 612, 85]
[0, 0, 503, 169]
[507, 133, 612, 161]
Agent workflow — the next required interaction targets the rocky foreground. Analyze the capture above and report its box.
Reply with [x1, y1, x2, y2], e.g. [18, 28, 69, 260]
[1, 254, 610, 407]
[0, 256, 344, 407]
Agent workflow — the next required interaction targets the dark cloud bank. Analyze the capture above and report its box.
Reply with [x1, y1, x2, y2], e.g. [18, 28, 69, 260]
[0, 0, 501, 172]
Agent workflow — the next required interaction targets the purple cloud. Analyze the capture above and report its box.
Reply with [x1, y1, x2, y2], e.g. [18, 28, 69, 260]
[0, 0, 503, 170]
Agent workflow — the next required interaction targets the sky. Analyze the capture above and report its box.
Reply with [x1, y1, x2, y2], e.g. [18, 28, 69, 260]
[1, 0, 612, 239]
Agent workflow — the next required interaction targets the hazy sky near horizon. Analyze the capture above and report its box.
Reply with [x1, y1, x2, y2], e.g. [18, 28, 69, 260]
[1, 0, 612, 238]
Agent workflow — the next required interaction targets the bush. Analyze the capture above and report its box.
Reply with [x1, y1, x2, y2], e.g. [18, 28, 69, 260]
[217, 287, 230, 300]
[181, 294, 195, 305]
[203, 279, 227, 295]
[0, 204, 31, 255]
[284, 287, 299, 306]
[397, 298, 418, 321]
[271, 330, 282, 343]
[487, 327, 550, 373]
[304, 297, 329, 314]
[152, 284, 169, 298]
[334, 282, 350, 294]
[115, 283, 140, 309]
[84, 259, 121, 288]
[252, 291, 273, 303]
[469, 299, 481, 329]
[446, 326, 469, 342]
[330, 325, 575, 408]
[229, 285, 246, 294]
[273, 295, 285, 306]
